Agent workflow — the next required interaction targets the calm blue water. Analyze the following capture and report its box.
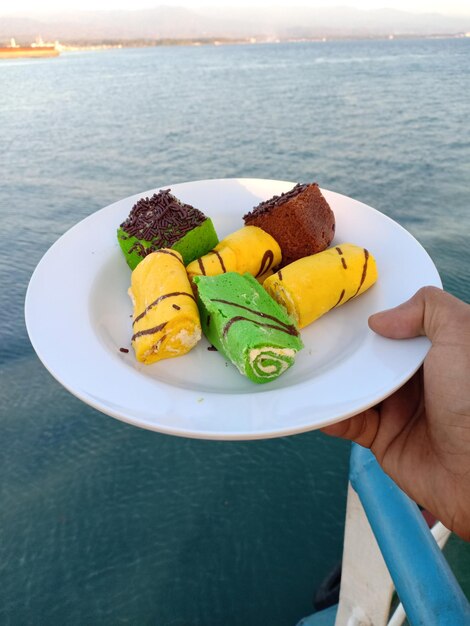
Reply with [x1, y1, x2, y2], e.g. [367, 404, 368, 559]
[1, 38, 469, 625]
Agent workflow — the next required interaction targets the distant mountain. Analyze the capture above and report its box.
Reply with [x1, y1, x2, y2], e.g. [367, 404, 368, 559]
[1, 6, 470, 43]
[0, 7, 238, 41]
[219, 6, 470, 38]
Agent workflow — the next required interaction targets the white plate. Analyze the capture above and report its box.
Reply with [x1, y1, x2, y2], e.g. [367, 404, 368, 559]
[25, 178, 441, 440]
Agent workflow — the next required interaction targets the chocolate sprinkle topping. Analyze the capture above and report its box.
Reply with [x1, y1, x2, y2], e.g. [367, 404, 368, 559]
[119, 347, 129, 353]
[243, 183, 309, 220]
[121, 189, 207, 249]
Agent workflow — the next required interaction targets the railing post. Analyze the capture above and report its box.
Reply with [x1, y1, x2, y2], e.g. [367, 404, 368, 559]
[334, 483, 394, 626]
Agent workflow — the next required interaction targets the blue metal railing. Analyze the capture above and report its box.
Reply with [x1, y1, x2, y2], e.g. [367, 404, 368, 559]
[298, 444, 470, 626]
[350, 444, 470, 626]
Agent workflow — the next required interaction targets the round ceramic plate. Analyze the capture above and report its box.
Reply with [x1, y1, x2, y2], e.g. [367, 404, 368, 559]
[25, 178, 441, 440]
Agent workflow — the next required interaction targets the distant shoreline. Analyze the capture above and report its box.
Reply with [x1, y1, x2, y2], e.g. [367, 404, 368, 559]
[2, 32, 469, 54]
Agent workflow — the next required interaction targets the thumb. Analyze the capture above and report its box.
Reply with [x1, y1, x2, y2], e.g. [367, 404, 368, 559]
[369, 286, 453, 341]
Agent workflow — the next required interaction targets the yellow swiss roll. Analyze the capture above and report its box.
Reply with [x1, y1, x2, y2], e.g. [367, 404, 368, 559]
[186, 226, 281, 282]
[263, 243, 378, 329]
[130, 249, 201, 364]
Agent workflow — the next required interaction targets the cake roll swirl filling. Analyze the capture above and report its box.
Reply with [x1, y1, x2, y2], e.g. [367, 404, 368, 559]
[248, 347, 296, 378]
[194, 272, 303, 384]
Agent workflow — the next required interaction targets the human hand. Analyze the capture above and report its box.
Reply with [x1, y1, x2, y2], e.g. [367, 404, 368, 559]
[322, 287, 470, 541]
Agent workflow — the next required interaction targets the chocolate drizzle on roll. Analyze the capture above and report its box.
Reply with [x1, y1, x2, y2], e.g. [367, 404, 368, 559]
[211, 250, 227, 273]
[132, 322, 168, 341]
[133, 291, 195, 325]
[153, 249, 185, 264]
[255, 250, 274, 278]
[197, 257, 207, 276]
[222, 316, 298, 339]
[335, 246, 348, 270]
[211, 298, 299, 338]
[195, 250, 227, 275]
[333, 289, 346, 308]
[344, 248, 370, 304]
[353, 249, 370, 297]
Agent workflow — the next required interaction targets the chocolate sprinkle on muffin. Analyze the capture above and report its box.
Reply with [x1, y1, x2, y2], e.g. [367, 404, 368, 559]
[120, 189, 206, 249]
[117, 188, 219, 270]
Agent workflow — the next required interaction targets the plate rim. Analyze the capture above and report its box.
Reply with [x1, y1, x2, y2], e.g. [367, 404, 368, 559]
[25, 177, 442, 440]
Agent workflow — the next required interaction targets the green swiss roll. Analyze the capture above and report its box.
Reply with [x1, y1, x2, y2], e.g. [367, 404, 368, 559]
[117, 189, 218, 270]
[194, 272, 303, 384]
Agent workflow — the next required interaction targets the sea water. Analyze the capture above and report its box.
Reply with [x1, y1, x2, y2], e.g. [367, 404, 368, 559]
[1, 38, 469, 625]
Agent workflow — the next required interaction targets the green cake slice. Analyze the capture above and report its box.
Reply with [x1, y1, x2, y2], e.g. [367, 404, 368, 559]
[117, 189, 218, 270]
[194, 272, 303, 384]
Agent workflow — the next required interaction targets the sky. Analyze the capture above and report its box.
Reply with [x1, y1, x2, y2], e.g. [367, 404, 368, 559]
[2, 1, 470, 16]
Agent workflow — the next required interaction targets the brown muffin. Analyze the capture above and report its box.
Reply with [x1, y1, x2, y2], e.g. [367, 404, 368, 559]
[243, 183, 335, 267]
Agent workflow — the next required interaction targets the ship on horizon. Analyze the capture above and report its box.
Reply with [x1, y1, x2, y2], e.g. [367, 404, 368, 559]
[0, 37, 60, 59]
